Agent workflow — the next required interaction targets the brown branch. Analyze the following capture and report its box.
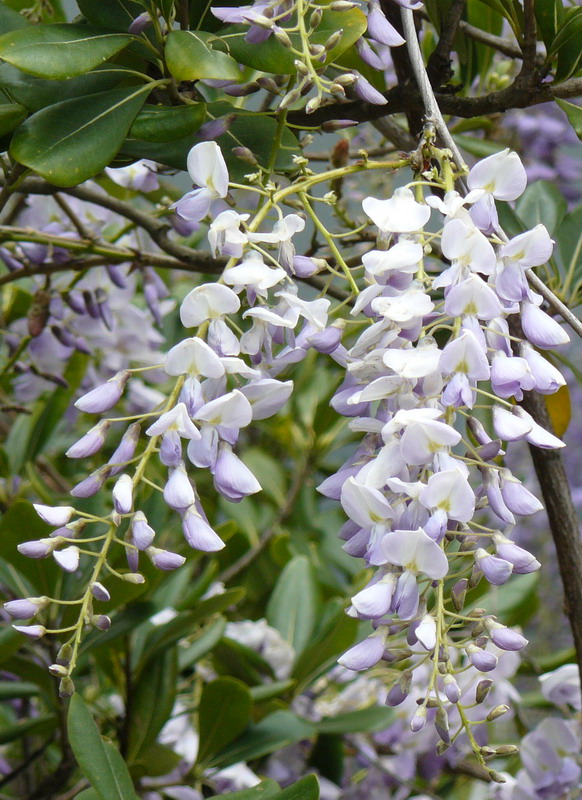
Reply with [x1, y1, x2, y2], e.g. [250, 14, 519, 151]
[427, 0, 467, 88]
[516, 0, 538, 90]
[287, 77, 582, 128]
[507, 318, 582, 687]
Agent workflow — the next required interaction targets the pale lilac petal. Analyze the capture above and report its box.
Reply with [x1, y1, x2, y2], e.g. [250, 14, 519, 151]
[467, 148, 527, 201]
[521, 301, 570, 349]
[180, 284, 240, 328]
[338, 635, 384, 671]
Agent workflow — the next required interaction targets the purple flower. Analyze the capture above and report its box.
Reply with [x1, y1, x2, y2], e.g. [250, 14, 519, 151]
[338, 633, 385, 671]
[212, 444, 261, 502]
[4, 596, 49, 620]
[181, 506, 225, 552]
[146, 546, 185, 571]
[75, 370, 130, 414]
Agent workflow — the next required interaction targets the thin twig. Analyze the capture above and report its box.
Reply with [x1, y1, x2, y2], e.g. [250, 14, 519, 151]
[427, 0, 466, 86]
[401, 8, 468, 173]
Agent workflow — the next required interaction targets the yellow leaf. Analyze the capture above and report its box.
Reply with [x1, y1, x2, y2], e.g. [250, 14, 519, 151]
[545, 384, 571, 437]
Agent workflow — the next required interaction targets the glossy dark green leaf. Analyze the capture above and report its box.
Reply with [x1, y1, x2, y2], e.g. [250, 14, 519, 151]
[278, 774, 320, 800]
[0, 3, 28, 32]
[0, 63, 129, 111]
[0, 714, 57, 745]
[0, 627, 25, 665]
[549, 8, 582, 80]
[267, 555, 320, 656]
[129, 103, 206, 142]
[314, 706, 394, 735]
[196, 677, 253, 765]
[0, 25, 133, 80]
[127, 647, 178, 762]
[535, 0, 565, 47]
[516, 180, 567, 235]
[209, 710, 314, 769]
[77, 0, 145, 31]
[556, 98, 582, 141]
[213, 636, 276, 685]
[11, 84, 151, 186]
[68, 694, 139, 800]
[0, 101, 26, 136]
[130, 743, 182, 779]
[224, 7, 367, 75]
[165, 30, 244, 82]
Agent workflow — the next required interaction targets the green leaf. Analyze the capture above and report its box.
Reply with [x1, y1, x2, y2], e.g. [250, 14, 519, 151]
[0, 500, 59, 596]
[165, 30, 244, 82]
[77, 0, 145, 31]
[267, 555, 320, 656]
[0, 3, 28, 32]
[278, 775, 320, 800]
[0, 101, 26, 136]
[68, 694, 139, 800]
[314, 706, 394, 735]
[75, 791, 101, 800]
[535, 0, 565, 47]
[0, 680, 39, 699]
[224, 7, 367, 75]
[516, 180, 567, 235]
[209, 710, 314, 769]
[129, 103, 206, 142]
[178, 617, 227, 670]
[556, 98, 582, 141]
[127, 647, 178, 762]
[555, 204, 582, 282]
[11, 84, 151, 186]
[0, 62, 129, 111]
[249, 679, 295, 701]
[209, 780, 282, 800]
[0, 714, 57, 745]
[213, 636, 276, 685]
[469, 572, 539, 627]
[196, 677, 253, 765]
[549, 8, 582, 80]
[0, 25, 133, 80]
[291, 599, 358, 690]
[130, 742, 182, 779]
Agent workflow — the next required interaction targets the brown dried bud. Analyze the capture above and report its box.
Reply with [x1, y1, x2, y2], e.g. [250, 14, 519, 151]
[27, 289, 51, 337]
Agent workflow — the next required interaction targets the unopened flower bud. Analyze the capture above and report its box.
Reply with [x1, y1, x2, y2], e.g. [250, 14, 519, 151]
[122, 572, 145, 584]
[3, 596, 49, 619]
[71, 466, 111, 499]
[13, 624, 47, 639]
[90, 582, 110, 602]
[494, 744, 519, 756]
[91, 615, 111, 631]
[112, 474, 133, 514]
[273, 27, 292, 48]
[108, 422, 140, 476]
[487, 704, 510, 721]
[75, 370, 130, 414]
[324, 30, 343, 51]
[410, 706, 426, 732]
[128, 11, 151, 34]
[476, 679, 493, 704]
[305, 97, 321, 114]
[309, 7, 322, 27]
[56, 643, 73, 667]
[66, 420, 110, 459]
[443, 674, 461, 704]
[59, 677, 75, 698]
[485, 620, 528, 651]
[488, 770, 507, 784]
[53, 546, 80, 573]
[330, 0, 357, 9]
[321, 119, 358, 132]
[257, 76, 280, 93]
[467, 643, 498, 672]
[452, 578, 468, 611]
[18, 537, 61, 558]
[278, 89, 301, 110]
[329, 83, 346, 97]
[49, 663, 69, 678]
[308, 43, 325, 57]
[333, 72, 357, 87]
[435, 705, 450, 744]
[146, 546, 186, 571]
[293, 60, 309, 76]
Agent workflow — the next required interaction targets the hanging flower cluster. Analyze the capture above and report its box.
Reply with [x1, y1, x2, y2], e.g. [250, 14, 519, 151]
[5, 132, 571, 774]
